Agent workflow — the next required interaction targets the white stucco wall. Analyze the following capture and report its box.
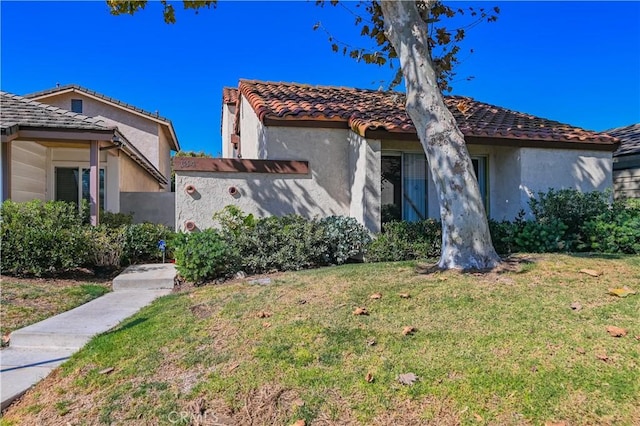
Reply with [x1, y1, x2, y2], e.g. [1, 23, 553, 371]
[35, 92, 162, 171]
[519, 148, 613, 217]
[348, 133, 381, 233]
[238, 98, 262, 159]
[221, 103, 237, 158]
[11, 141, 47, 202]
[176, 170, 351, 231]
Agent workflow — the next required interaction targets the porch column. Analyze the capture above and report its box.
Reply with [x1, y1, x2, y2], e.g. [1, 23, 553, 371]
[89, 140, 100, 225]
[1, 141, 11, 201]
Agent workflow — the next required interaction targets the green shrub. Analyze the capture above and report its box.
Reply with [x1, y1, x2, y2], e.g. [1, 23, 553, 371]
[529, 188, 609, 246]
[86, 226, 126, 272]
[581, 200, 640, 254]
[513, 219, 569, 253]
[173, 229, 236, 283]
[0, 200, 89, 276]
[231, 215, 328, 273]
[101, 211, 133, 228]
[366, 219, 441, 262]
[122, 223, 174, 265]
[319, 216, 372, 264]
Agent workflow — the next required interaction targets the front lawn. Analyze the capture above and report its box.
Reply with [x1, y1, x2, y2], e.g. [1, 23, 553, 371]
[2, 254, 639, 425]
[1, 275, 111, 339]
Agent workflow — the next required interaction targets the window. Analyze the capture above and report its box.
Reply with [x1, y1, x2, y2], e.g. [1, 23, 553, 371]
[381, 154, 488, 225]
[471, 156, 488, 211]
[381, 153, 428, 223]
[55, 167, 104, 210]
[71, 99, 83, 113]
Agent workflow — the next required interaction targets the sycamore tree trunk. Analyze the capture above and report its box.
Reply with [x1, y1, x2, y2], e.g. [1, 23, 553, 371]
[380, 0, 501, 270]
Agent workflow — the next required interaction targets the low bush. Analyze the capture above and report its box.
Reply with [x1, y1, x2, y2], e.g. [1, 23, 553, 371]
[101, 211, 133, 228]
[173, 229, 236, 283]
[0, 200, 89, 276]
[581, 199, 640, 254]
[122, 223, 174, 265]
[86, 226, 126, 272]
[319, 216, 372, 264]
[366, 219, 441, 262]
[529, 188, 610, 247]
[513, 219, 570, 253]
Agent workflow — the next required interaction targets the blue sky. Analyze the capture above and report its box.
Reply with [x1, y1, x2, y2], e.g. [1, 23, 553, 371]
[1, 1, 639, 156]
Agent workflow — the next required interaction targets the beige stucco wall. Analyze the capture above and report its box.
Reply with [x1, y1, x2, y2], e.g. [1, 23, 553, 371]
[11, 141, 47, 202]
[158, 126, 172, 191]
[238, 97, 263, 159]
[35, 92, 162, 170]
[120, 154, 162, 192]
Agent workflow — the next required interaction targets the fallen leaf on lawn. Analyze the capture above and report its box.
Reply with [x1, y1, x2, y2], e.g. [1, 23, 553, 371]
[596, 353, 609, 362]
[263, 322, 271, 328]
[228, 363, 240, 372]
[544, 422, 567, 426]
[366, 339, 376, 346]
[570, 302, 582, 311]
[98, 367, 114, 375]
[353, 307, 369, 316]
[256, 311, 272, 318]
[397, 372, 418, 385]
[399, 293, 411, 299]
[365, 372, 374, 383]
[579, 269, 602, 277]
[402, 326, 416, 336]
[474, 413, 484, 422]
[608, 286, 637, 298]
[291, 420, 306, 426]
[607, 325, 627, 337]
[298, 299, 307, 305]
[369, 293, 382, 300]
[292, 398, 305, 407]
[636, 335, 640, 341]
[576, 347, 586, 355]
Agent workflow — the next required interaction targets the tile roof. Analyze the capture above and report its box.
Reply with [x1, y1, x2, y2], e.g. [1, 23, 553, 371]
[607, 124, 640, 156]
[233, 80, 618, 147]
[222, 87, 238, 105]
[1, 91, 110, 134]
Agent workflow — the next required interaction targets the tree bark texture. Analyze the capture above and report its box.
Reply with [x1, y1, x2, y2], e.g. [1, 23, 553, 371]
[380, 0, 501, 270]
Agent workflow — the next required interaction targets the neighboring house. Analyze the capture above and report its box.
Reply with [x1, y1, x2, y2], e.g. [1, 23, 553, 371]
[1, 86, 179, 225]
[607, 124, 640, 199]
[174, 79, 619, 233]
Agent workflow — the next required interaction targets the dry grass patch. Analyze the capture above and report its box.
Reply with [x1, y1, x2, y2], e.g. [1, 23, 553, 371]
[2, 254, 639, 425]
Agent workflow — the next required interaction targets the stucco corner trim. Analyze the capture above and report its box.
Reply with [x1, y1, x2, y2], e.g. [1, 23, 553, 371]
[173, 157, 309, 175]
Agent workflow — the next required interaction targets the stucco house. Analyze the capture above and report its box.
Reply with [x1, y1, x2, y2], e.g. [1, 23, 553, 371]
[1, 85, 179, 225]
[607, 124, 639, 199]
[174, 79, 619, 233]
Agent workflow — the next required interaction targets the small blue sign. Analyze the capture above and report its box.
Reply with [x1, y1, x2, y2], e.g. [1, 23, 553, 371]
[158, 240, 166, 251]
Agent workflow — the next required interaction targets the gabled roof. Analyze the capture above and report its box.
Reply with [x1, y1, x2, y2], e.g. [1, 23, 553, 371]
[25, 84, 180, 151]
[230, 80, 618, 150]
[1, 91, 167, 185]
[1, 91, 111, 135]
[607, 124, 640, 157]
[222, 87, 238, 105]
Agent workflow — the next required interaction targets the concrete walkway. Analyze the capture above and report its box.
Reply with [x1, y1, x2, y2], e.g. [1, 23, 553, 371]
[0, 264, 175, 410]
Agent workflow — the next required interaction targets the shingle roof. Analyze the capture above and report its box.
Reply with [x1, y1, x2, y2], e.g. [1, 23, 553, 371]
[1, 91, 110, 134]
[26, 84, 172, 123]
[25, 84, 180, 151]
[233, 80, 618, 147]
[607, 124, 640, 156]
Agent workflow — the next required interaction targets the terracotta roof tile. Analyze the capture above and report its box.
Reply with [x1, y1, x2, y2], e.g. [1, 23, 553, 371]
[607, 124, 640, 156]
[222, 87, 238, 105]
[235, 80, 618, 147]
